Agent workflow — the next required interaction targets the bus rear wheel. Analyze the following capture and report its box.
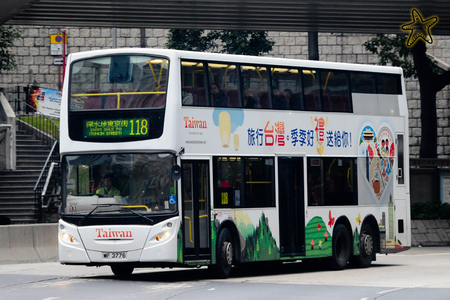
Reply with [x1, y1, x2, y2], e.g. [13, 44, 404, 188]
[329, 224, 351, 270]
[210, 228, 234, 278]
[352, 223, 375, 268]
[111, 265, 134, 277]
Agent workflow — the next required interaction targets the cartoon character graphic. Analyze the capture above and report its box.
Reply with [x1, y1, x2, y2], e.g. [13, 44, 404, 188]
[359, 124, 395, 201]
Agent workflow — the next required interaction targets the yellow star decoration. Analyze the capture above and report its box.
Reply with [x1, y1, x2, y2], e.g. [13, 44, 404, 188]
[401, 8, 438, 48]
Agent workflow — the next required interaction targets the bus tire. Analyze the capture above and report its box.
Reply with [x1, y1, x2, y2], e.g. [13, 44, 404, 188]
[352, 223, 375, 268]
[329, 224, 351, 270]
[111, 265, 134, 277]
[210, 228, 234, 278]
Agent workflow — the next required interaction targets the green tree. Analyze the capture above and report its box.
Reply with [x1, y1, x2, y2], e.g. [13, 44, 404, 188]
[0, 25, 21, 73]
[166, 29, 274, 56]
[364, 34, 450, 158]
[219, 30, 274, 56]
[165, 29, 219, 52]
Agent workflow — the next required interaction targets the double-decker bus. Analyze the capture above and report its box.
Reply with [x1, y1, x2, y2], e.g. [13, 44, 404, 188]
[59, 48, 410, 278]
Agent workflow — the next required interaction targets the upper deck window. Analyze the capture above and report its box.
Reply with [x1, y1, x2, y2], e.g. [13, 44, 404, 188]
[320, 70, 351, 112]
[181, 59, 402, 114]
[70, 55, 169, 110]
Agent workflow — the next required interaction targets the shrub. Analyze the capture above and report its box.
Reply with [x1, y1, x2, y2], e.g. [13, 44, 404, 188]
[411, 202, 450, 220]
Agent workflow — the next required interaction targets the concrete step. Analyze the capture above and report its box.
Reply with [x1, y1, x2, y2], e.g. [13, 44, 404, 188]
[16, 139, 46, 146]
[16, 149, 51, 156]
[0, 206, 36, 213]
[14, 166, 43, 171]
[0, 180, 37, 187]
[0, 193, 35, 199]
[0, 172, 40, 178]
[16, 144, 51, 150]
[16, 161, 46, 167]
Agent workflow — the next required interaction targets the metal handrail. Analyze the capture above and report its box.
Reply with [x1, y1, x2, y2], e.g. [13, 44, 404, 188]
[34, 140, 59, 191]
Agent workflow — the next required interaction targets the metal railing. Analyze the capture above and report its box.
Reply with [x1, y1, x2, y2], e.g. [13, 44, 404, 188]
[10, 86, 61, 222]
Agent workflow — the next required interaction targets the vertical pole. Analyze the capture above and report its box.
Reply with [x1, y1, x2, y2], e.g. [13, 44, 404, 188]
[140, 28, 146, 48]
[112, 28, 117, 48]
[62, 30, 67, 88]
[308, 32, 319, 61]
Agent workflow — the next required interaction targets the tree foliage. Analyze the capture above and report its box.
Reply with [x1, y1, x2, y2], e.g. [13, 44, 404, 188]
[166, 29, 274, 56]
[0, 25, 21, 73]
[364, 34, 450, 158]
[165, 29, 219, 52]
[364, 34, 441, 79]
[219, 30, 274, 56]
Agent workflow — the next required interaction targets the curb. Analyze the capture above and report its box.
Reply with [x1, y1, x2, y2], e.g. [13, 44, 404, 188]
[0, 223, 58, 264]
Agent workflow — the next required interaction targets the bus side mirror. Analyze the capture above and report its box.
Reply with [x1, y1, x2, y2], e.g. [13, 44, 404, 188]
[171, 165, 181, 181]
[108, 56, 133, 83]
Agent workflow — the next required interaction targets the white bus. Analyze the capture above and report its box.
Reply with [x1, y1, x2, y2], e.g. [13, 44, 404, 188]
[59, 48, 410, 278]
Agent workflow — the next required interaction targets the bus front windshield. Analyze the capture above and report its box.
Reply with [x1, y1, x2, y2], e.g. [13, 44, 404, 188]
[70, 55, 169, 110]
[63, 153, 177, 215]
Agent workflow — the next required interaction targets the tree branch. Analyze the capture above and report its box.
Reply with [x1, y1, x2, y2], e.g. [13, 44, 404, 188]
[435, 70, 450, 92]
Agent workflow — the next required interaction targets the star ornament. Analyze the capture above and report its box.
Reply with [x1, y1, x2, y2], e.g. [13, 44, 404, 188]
[401, 8, 438, 48]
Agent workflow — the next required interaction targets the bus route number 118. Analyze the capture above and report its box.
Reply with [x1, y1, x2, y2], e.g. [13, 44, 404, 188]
[129, 118, 148, 136]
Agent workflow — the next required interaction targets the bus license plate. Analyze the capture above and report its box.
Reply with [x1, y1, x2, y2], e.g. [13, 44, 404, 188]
[103, 252, 127, 259]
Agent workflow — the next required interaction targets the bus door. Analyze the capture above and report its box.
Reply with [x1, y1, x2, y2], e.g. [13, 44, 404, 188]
[393, 133, 408, 241]
[181, 160, 211, 261]
[278, 157, 306, 257]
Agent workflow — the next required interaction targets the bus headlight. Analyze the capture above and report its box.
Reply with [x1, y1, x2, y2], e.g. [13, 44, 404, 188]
[154, 231, 170, 242]
[62, 232, 76, 243]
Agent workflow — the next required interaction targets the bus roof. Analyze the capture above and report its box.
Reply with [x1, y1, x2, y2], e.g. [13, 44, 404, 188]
[68, 48, 403, 75]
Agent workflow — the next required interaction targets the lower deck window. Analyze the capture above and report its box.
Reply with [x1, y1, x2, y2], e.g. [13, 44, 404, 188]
[214, 156, 275, 208]
[307, 157, 357, 206]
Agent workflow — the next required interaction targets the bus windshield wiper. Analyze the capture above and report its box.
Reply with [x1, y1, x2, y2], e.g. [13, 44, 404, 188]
[81, 204, 123, 225]
[124, 207, 155, 225]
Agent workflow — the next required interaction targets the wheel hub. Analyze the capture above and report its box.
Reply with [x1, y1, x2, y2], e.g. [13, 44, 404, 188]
[362, 234, 373, 256]
[225, 242, 233, 265]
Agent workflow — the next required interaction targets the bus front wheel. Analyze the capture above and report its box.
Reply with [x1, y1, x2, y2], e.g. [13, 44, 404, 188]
[210, 228, 234, 278]
[111, 264, 134, 277]
[329, 224, 351, 270]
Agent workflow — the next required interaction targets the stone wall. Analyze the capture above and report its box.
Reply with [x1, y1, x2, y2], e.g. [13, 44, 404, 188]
[411, 220, 450, 246]
[1, 26, 449, 157]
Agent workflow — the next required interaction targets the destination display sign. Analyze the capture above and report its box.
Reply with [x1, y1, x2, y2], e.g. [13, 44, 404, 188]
[84, 118, 149, 138]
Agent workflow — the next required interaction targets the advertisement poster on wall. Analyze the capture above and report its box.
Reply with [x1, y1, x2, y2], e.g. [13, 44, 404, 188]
[440, 173, 450, 204]
[28, 87, 61, 118]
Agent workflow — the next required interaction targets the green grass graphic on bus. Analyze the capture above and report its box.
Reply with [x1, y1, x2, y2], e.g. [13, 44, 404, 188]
[305, 216, 332, 257]
[177, 228, 183, 263]
[236, 212, 280, 262]
[353, 227, 361, 255]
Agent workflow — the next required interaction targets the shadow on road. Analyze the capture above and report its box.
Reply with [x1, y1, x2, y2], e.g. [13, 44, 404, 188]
[84, 260, 398, 282]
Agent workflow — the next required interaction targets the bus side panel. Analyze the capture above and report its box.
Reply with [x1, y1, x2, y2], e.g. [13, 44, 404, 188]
[213, 208, 280, 263]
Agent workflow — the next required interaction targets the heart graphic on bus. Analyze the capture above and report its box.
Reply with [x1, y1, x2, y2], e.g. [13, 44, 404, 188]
[359, 123, 395, 201]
